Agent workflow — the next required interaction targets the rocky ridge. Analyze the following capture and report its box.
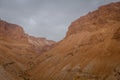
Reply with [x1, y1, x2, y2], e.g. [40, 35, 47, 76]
[0, 20, 55, 80]
[0, 20, 55, 53]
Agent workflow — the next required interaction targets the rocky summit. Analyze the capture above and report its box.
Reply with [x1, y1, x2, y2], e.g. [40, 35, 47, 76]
[0, 2, 120, 80]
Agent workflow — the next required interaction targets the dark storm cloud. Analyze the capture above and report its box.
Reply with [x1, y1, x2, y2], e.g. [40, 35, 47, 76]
[0, 0, 120, 41]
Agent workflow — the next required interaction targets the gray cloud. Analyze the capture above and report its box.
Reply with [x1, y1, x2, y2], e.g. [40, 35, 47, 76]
[0, 0, 120, 41]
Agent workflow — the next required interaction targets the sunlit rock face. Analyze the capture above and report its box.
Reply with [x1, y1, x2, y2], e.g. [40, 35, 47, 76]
[29, 2, 120, 80]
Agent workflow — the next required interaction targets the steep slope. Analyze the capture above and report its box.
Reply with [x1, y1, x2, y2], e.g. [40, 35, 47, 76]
[30, 2, 120, 80]
[0, 20, 55, 80]
[28, 36, 55, 53]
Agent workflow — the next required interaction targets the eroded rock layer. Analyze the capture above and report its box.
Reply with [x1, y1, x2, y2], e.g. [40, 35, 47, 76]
[30, 2, 120, 80]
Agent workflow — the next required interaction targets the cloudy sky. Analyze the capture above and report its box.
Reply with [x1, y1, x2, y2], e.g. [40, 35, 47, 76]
[0, 0, 120, 41]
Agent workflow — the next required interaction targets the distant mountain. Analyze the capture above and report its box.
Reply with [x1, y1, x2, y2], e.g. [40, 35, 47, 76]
[0, 20, 55, 80]
[29, 2, 120, 80]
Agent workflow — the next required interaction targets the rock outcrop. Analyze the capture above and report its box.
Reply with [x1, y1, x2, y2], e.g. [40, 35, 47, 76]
[0, 20, 27, 42]
[0, 20, 55, 53]
[66, 2, 120, 37]
[28, 36, 55, 53]
[0, 20, 55, 80]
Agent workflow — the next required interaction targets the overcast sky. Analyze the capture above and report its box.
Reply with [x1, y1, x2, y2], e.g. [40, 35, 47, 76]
[0, 0, 120, 41]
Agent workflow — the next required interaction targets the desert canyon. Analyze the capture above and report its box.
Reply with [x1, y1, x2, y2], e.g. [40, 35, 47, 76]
[0, 2, 120, 80]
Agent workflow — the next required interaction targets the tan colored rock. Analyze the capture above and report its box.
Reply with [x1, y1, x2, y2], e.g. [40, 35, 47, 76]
[0, 20, 27, 42]
[0, 20, 55, 80]
[29, 2, 120, 80]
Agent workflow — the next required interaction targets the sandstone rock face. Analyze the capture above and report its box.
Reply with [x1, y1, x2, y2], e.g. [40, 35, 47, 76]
[0, 20, 55, 80]
[28, 36, 55, 53]
[0, 20, 27, 42]
[29, 2, 120, 80]
[0, 20, 55, 53]
[66, 2, 120, 37]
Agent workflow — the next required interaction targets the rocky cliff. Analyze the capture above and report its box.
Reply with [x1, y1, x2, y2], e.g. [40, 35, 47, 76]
[0, 20, 27, 42]
[29, 2, 120, 80]
[0, 20, 55, 53]
[0, 20, 55, 80]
